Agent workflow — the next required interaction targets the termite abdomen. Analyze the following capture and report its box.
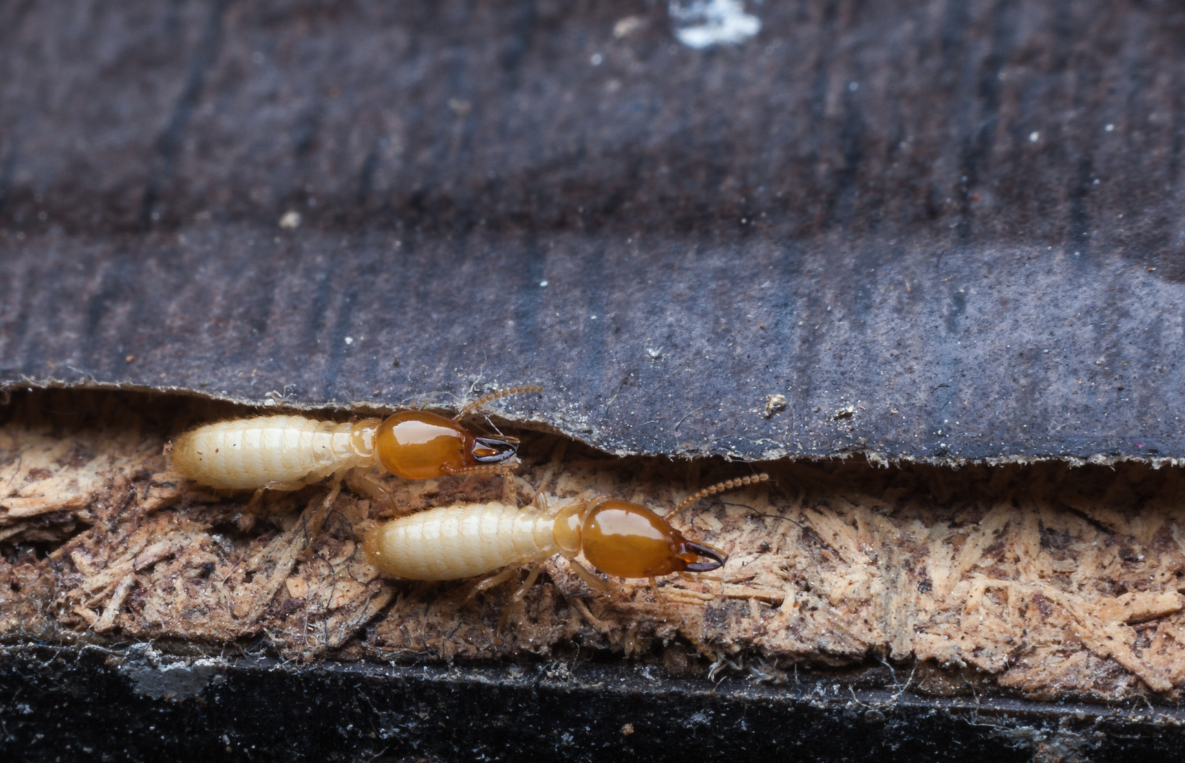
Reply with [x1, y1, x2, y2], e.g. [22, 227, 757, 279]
[362, 501, 555, 580]
[171, 416, 374, 490]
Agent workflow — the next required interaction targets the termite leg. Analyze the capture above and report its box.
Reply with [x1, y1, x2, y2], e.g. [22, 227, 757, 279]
[238, 479, 312, 531]
[344, 469, 393, 507]
[567, 558, 611, 592]
[512, 562, 546, 601]
[443, 463, 515, 479]
[493, 562, 548, 633]
[467, 566, 520, 601]
[678, 569, 727, 599]
[648, 576, 671, 615]
[648, 576, 679, 620]
[245, 479, 311, 512]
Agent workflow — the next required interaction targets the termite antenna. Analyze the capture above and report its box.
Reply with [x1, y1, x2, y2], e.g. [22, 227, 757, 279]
[455, 385, 544, 419]
[668, 473, 771, 519]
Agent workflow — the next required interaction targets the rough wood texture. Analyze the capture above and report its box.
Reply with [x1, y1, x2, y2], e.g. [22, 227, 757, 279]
[5, 389, 1185, 707]
[4, 0, 1185, 463]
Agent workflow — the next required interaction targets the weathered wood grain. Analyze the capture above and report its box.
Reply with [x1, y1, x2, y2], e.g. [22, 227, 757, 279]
[3, 0, 1185, 462]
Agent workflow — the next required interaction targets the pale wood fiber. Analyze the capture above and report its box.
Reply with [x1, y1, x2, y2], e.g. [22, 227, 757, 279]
[2, 391, 1184, 702]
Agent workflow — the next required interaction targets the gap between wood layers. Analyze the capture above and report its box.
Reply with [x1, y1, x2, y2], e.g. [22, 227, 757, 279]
[1, 389, 1184, 702]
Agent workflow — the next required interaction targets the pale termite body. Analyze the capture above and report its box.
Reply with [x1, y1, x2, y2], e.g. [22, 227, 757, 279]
[362, 475, 771, 591]
[170, 386, 542, 492]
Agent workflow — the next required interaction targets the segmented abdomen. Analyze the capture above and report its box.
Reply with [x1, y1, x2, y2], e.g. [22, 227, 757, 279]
[172, 416, 367, 490]
[363, 502, 557, 580]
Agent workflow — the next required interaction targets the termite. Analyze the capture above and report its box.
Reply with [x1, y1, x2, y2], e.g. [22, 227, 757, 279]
[362, 474, 770, 596]
[170, 386, 543, 493]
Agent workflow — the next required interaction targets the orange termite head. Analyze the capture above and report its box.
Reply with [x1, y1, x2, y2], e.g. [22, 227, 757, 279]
[375, 410, 517, 480]
[559, 499, 727, 579]
[553, 474, 770, 581]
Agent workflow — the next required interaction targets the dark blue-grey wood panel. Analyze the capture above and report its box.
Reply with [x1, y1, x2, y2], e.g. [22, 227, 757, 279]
[2, 0, 1184, 462]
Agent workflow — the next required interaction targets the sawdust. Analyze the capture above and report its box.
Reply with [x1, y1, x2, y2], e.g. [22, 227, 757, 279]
[3, 389, 1185, 703]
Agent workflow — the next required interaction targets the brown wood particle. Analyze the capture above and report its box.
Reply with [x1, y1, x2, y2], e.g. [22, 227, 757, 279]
[3, 391, 1185, 701]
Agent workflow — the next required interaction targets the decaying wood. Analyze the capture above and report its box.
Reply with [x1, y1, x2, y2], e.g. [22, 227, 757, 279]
[3, 390, 1185, 702]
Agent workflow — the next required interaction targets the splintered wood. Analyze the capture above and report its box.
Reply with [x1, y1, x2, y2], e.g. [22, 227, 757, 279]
[4, 391, 1185, 702]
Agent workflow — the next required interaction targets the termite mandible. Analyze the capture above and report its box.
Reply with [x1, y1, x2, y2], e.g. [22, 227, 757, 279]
[170, 385, 543, 493]
[362, 473, 771, 597]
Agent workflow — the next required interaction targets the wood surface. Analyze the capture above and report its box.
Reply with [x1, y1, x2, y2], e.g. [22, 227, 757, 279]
[3, 0, 1185, 462]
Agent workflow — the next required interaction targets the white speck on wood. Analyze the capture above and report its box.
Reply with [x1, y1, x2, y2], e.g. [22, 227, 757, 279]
[670, 0, 760, 49]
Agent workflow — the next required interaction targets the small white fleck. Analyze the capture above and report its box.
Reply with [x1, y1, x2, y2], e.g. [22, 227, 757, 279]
[1105, 123, 1115, 132]
[670, 0, 761, 49]
[614, 16, 645, 38]
[1029, 131, 1040, 143]
[539, 280, 549, 287]
[590, 53, 603, 66]
[279, 210, 301, 229]
[647, 348, 663, 359]
[344, 337, 354, 345]
[848, 81, 858, 92]
[590, 315, 598, 320]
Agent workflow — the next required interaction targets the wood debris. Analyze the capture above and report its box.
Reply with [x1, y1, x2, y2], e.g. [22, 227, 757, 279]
[4, 390, 1185, 702]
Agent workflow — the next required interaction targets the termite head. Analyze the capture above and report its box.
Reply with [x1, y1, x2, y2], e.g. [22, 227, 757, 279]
[375, 410, 517, 480]
[556, 499, 727, 579]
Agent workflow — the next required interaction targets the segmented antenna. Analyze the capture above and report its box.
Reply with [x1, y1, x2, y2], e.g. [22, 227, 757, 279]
[455, 385, 544, 418]
[668, 473, 771, 518]
[446, 463, 515, 478]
